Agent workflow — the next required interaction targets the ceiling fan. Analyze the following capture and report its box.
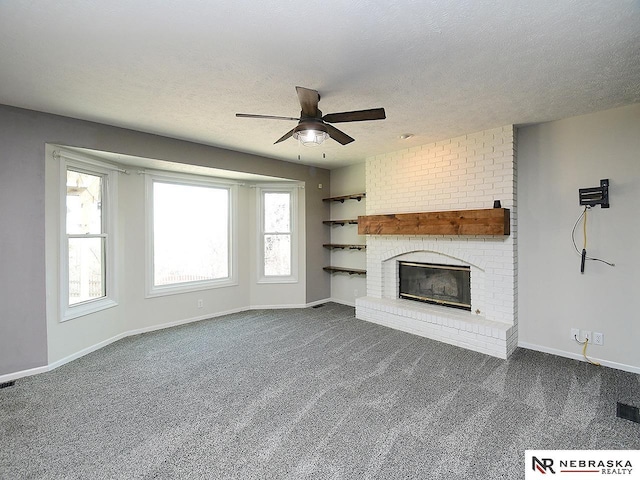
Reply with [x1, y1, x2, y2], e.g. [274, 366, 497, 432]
[236, 86, 386, 146]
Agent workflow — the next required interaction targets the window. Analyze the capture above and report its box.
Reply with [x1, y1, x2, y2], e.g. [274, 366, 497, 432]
[258, 185, 298, 283]
[147, 173, 236, 296]
[61, 158, 118, 321]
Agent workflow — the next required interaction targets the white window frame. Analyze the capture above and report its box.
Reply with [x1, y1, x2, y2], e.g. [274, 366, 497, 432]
[257, 184, 299, 284]
[145, 170, 238, 298]
[59, 157, 118, 322]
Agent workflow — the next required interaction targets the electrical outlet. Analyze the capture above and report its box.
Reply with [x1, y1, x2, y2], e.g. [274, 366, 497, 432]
[571, 328, 580, 341]
[593, 332, 604, 346]
[197, 299, 203, 308]
[581, 330, 592, 343]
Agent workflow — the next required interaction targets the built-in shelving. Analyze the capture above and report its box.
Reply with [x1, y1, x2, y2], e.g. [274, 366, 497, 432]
[323, 219, 359, 226]
[323, 244, 366, 250]
[323, 193, 367, 276]
[323, 266, 366, 275]
[322, 193, 366, 203]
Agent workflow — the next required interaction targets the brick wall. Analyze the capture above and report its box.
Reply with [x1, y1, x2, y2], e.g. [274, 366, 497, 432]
[356, 125, 518, 358]
[366, 125, 516, 214]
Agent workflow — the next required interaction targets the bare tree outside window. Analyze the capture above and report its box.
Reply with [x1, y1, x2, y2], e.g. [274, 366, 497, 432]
[263, 192, 291, 276]
[66, 169, 105, 305]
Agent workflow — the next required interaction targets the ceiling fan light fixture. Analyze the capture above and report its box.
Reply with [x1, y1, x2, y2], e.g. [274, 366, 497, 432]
[237, 86, 386, 147]
[293, 122, 329, 147]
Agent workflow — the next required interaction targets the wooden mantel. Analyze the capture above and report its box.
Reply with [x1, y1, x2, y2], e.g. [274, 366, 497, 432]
[358, 208, 510, 236]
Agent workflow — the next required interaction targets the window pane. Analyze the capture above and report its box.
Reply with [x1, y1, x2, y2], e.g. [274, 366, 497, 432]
[153, 182, 229, 286]
[67, 170, 103, 234]
[264, 234, 291, 276]
[264, 192, 290, 233]
[68, 237, 105, 305]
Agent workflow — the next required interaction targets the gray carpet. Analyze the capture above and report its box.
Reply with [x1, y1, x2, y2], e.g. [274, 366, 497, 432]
[1, 303, 638, 479]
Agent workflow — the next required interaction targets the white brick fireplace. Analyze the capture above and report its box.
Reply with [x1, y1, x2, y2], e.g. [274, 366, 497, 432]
[356, 126, 518, 358]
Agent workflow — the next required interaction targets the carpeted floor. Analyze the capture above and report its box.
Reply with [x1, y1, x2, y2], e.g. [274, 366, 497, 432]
[1, 303, 638, 479]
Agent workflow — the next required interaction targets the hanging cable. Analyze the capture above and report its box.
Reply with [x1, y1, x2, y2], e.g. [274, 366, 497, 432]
[571, 207, 587, 256]
[570, 206, 615, 272]
[583, 207, 588, 249]
[574, 334, 601, 366]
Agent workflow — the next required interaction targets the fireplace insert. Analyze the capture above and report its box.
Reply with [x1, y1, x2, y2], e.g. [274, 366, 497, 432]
[398, 261, 471, 311]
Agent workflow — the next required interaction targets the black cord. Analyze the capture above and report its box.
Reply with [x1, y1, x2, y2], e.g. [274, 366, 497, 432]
[570, 206, 615, 268]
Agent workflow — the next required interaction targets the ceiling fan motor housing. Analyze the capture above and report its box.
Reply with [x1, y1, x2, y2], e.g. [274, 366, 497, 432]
[301, 108, 322, 120]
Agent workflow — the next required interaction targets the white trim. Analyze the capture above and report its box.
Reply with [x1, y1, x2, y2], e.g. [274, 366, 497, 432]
[1, 308, 244, 383]
[62, 297, 119, 320]
[305, 298, 332, 308]
[53, 149, 129, 174]
[142, 168, 245, 186]
[1, 300, 335, 383]
[123, 309, 246, 335]
[48, 331, 129, 371]
[145, 172, 238, 297]
[518, 341, 640, 375]
[256, 184, 301, 284]
[59, 156, 119, 322]
[146, 280, 238, 298]
[249, 303, 311, 310]
[0, 365, 50, 383]
[328, 297, 356, 308]
[5, 305, 638, 383]
[49, 307, 247, 373]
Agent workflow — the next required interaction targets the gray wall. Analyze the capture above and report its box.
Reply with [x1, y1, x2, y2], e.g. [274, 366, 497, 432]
[0, 108, 49, 373]
[0, 104, 330, 375]
[329, 163, 367, 306]
[517, 103, 640, 370]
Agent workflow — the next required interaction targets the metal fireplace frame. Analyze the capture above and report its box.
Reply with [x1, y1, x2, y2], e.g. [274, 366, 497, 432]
[398, 261, 471, 311]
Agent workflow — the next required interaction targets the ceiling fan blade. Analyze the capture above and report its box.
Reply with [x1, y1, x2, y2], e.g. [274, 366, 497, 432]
[322, 108, 386, 124]
[296, 86, 320, 118]
[325, 124, 355, 145]
[274, 128, 296, 144]
[236, 113, 300, 121]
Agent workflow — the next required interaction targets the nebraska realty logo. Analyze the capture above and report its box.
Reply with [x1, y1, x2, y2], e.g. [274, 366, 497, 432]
[525, 451, 640, 479]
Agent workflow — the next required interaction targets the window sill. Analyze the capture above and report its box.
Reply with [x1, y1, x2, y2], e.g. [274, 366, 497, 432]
[257, 276, 299, 285]
[61, 297, 118, 322]
[146, 278, 238, 298]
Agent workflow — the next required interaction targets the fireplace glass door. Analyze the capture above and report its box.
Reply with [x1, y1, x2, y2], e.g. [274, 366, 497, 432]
[398, 261, 471, 311]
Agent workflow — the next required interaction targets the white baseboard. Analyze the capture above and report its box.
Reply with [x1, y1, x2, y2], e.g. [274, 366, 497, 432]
[0, 301, 334, 383]
[47, 331, 129, 372]
[249, 303, 309, 310]
[305, 298, 333, 308]
[248, 298, 334, 310]
[126, 307, 247, 337]
[5, 324, 638, 384]
[328, 297, 355, 307]
[0, 365, 50, 383]
[518, 341, 640, 374]
[2, 308, 252, 384]
[45, 307, 250, 376]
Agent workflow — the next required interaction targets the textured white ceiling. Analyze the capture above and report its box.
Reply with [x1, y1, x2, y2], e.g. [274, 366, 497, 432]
[1, 1, 639, 168]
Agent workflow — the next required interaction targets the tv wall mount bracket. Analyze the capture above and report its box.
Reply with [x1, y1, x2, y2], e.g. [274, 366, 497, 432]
[579, 179, 609, 208]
